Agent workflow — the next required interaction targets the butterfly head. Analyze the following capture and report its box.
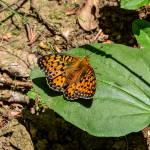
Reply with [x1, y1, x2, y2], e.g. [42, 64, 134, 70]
[83, 55, 89, 62]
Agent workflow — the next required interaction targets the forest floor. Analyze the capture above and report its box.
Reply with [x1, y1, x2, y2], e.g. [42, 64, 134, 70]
[0, 0, 150, 149]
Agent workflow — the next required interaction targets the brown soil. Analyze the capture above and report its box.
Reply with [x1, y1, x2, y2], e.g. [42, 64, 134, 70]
[0, 0, 149, 149]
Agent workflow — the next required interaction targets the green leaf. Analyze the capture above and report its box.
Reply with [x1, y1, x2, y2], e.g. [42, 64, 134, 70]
[27, 91, 37, 100]
[31, 43, 150, 137]
[36, 106, 39, 111]
[132, 19, 150, 48]
[121, 0, 149, 10]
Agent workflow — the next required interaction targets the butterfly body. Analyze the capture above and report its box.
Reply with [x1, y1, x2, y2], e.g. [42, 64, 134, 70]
[38, 53, 96, 100]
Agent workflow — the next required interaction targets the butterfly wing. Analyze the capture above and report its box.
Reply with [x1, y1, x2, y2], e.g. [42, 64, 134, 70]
[76, 64, 96, 99]
[64, 63, 96, 100]
[38, 53, 96, 100]
[46, 71, 68, 92]
[38, 53, 80, 79]
[64, 82, 78, 100]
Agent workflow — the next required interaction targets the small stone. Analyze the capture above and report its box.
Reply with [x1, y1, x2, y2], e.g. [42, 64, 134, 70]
[30, 123, 38, 138]
[117, 40, 122, 44]
[85, 35, 91, 40]
[100, 13, 103, 18]
[36, 139, 48, 150]
[9, 124, 34, 150]
[1, 90, 11, 99]
[126, 17, 132, 22]
[51, 143, 66, 150]
[111, 32, 118, 37]
[98, 35, 109, 42]
[128, 39, 134, 44]
[122, 42, 127, 45]
[77, 40, 84, 46]
[116, 35, 121, 40]
[48, 127, 58, 141]
[113, 2, 118, 6]
[113, 140, 126, 149]
[105, 29, 110, 34]
[102, 16, 106, 20]
[139, 13, 145, 19]
[110, 37, 115, 41]
[112, 14, 116, 19]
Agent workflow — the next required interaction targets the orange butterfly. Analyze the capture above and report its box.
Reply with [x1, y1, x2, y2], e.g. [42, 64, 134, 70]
[37, 53, 96, 100]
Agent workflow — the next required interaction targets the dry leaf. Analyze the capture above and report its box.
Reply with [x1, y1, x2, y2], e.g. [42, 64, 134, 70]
[0, 101, 3, 106]
[78, 0, 99, 31]
[98, 35, 109, 42]
[102, 40, 113, 43]
[54, 45, 61, 53]
[99, 31, 104, 36]
[1, 32, 12, 40]
[126, 35, 135, 39]
[63, 30, 71, 38]
[8, 111, 20, 117]
[99, 23, 110, 29]
[65, 7, 78, 15]
[10, 103, 23, 108]
[30, 123, 38, 138]
[39, 42, 50, 50]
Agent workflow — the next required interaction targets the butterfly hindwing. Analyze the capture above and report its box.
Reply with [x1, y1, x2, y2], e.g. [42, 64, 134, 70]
[64, 83, 77, 100]
[75, 64, 96, 99]
[64, 63, 96, 100]
[46, 73, 66, 92]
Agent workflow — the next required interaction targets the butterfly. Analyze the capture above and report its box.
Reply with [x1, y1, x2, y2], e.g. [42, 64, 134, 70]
[37, 53, 96, 100]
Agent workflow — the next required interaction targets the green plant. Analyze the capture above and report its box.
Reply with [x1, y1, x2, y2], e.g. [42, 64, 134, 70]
[27, 91, 37, 100]
[69, 35, 74, 41]
[27, 90, 46, 110]
[132, 19, 150, 48]
[38, 98, 46, 109]
[121, 0, 149, 10]
[31, 43, 150, 137]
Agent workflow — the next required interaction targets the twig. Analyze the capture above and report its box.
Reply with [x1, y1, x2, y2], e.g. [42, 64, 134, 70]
[93, 29, 102, 42]
[26, 24, 32, 40]
[30, 26, 46, 45]
[0, 77, 33, 88]
[0, 0, 21, 13]
[30, 0, 77, 47]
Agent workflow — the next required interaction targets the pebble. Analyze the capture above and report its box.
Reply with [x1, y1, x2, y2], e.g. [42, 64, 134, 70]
[113, 140, 126, 149]
[105, 29, 110, 34]
[98, 35, 109, 42]
[1, 90, 11, 99]
[116, 35, 121, 40]
[128, 39, 134, 44]
[126, 17, 132, 22]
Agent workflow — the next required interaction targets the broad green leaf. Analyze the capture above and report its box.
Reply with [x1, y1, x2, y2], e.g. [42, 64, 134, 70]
[132, 19, 150, 48]
[31, 43, 150, 137]
[121, 0, 149, 10]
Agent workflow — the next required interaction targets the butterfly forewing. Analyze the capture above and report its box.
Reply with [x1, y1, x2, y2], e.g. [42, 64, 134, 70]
[38, 53, 80, 79]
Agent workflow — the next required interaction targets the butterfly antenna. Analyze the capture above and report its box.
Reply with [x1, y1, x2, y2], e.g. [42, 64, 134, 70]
[94, 70, 101, 75]
[84, 45, 87, 56]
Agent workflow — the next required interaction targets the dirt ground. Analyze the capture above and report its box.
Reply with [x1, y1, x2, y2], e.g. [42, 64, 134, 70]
[0, 0, 150, 149]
